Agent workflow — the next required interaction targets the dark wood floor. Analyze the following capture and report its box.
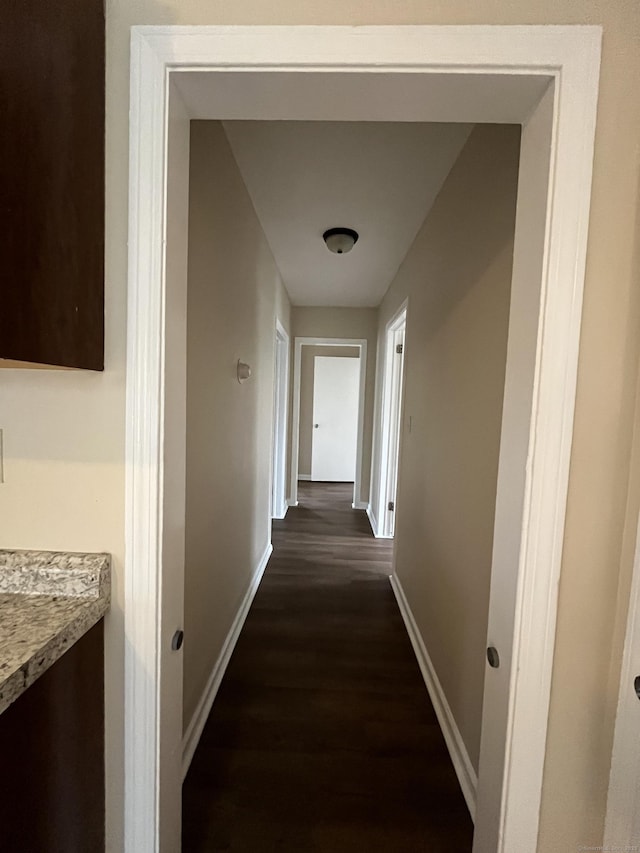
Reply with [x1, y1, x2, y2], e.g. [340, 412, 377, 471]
[182, 482, 473, 852]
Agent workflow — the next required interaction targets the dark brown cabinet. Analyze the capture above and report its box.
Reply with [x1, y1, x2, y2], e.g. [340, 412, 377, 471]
[1, 0, 105, 370]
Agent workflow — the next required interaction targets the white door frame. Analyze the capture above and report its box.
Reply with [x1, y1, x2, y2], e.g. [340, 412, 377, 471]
[271, 319, 290, 520]
[605, 503, 640, 847]
[290, 336, 367, 509]
[125, 25, 601, 853]
[374, 300, 407, 538]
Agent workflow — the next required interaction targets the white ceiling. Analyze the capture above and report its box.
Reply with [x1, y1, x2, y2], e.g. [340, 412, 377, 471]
[223, 121, 472, 307]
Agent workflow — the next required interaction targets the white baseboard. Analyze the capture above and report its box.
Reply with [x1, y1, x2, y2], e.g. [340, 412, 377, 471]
[298, 474, 312, 481]
[389, 572, 478, 821]
[182, 541, 273, 778]
[366, 503, 393, 538]
[352, 500, 368, 510]
[272, 501, 289, 520]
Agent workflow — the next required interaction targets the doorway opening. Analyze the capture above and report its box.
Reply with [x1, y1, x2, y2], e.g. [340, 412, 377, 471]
[182, 478, 474, 851]
[311, 355, 360, 484]
[271, 319, 290, 520]
[372, 300, 407, 538]
[290, 337, 368, 510]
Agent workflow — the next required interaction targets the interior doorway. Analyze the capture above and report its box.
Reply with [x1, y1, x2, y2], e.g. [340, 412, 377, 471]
[374, 301, 407, 538]
[290, 337, 368, 510]
[124, 25, 601, 853]
[271, 320, 290, 520]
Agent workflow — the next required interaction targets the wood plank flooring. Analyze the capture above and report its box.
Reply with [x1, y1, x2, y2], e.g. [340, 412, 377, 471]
[182, 482, 473, 852]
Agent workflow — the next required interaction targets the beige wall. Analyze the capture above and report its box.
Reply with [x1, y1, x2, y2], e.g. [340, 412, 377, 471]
[0, 3, 636, 851]
[292, 307, 377, 502]
[298, 346, 360, 477]
[0, 292, 126, 850]
[379, 124, 520, 771]
[184, 121, 290, 727]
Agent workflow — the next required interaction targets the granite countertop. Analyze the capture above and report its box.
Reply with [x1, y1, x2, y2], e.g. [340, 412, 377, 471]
[0, 550, 111, 715]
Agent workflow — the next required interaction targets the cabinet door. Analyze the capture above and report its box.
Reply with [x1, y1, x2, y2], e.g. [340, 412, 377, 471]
[0, 621, 105, 852]
[1, 0, 105, 369]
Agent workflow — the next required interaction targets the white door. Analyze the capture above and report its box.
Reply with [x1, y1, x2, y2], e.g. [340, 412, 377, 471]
[311, 356, 360, 482]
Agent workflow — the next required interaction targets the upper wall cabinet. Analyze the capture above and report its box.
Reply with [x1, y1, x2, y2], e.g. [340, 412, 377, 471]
[1, 0, 105, 370]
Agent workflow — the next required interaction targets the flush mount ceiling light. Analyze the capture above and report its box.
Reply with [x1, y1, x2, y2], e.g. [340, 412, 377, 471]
[323, 227, 359, 255]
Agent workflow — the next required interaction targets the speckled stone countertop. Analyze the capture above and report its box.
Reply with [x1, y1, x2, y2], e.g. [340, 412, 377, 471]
[0, 550, 111, 715]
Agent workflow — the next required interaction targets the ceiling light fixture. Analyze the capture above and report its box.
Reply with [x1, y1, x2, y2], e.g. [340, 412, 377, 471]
[323, 227, 359, 255]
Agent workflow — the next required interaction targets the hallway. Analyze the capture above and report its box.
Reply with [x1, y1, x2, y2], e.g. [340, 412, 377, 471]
[182, 482, 473, 851]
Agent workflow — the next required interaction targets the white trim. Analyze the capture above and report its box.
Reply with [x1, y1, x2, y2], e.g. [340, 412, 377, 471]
[290, 336, 367, 509]
[297, 474, 312, 481]
[351, 500, 368, 511]
[124, 25, 601, 853]
[390, 572, 478, 819]
[387, 299, 409, 330]
[181, 542, 272, 778]
[605, 507, 640, 847]
[366, 503, 379, 537]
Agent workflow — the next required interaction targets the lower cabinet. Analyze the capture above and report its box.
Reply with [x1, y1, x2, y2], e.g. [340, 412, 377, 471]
[0, 621, 105, 852]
